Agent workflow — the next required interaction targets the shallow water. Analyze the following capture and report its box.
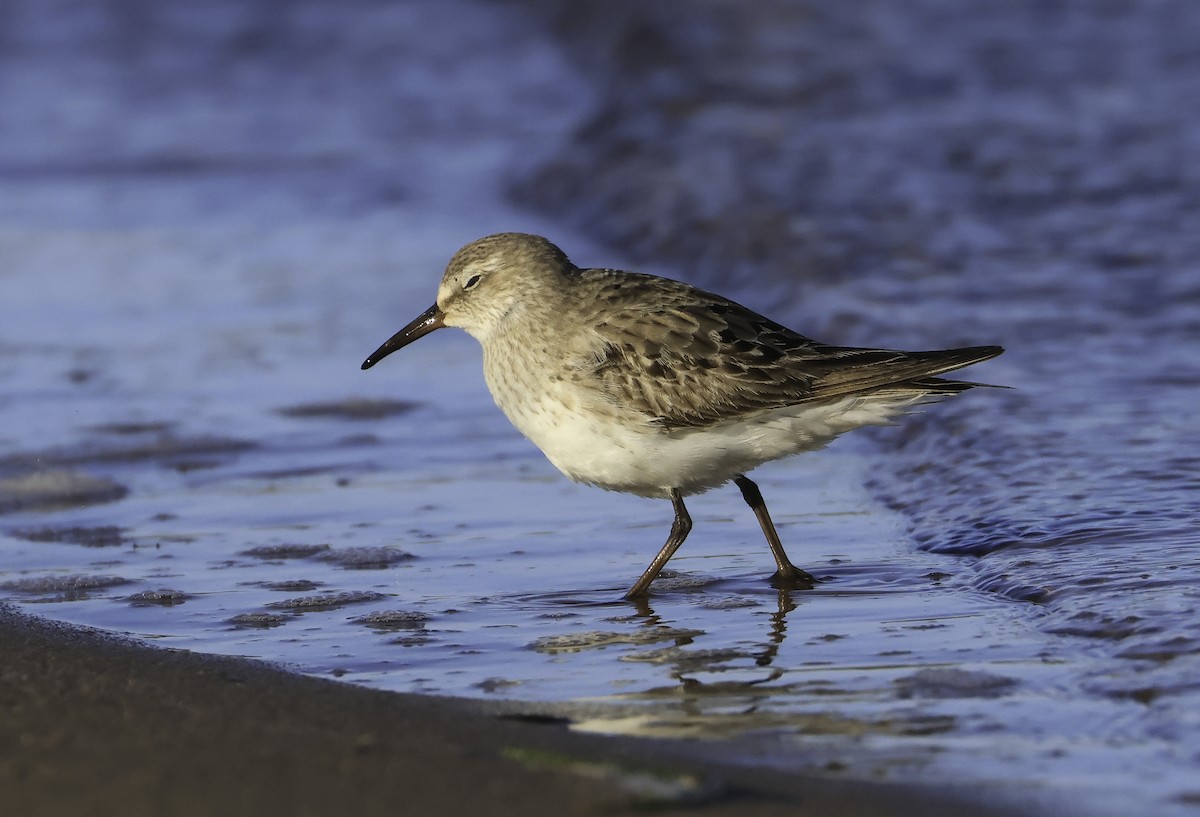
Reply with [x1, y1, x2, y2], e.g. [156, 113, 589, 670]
[2, 2, 1199, 815]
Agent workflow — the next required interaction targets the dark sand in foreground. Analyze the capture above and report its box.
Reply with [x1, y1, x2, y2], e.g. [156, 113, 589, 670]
[0, 605, 1030, 817]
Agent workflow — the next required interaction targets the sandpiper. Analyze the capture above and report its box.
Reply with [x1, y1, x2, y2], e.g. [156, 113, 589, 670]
[363, 233, 1002, 598]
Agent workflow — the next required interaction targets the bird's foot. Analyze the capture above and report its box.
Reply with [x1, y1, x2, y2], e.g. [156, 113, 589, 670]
[769, 565, 817, 589]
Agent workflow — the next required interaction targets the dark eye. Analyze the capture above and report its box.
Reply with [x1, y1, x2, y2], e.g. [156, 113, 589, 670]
[463, 274, 482, 290]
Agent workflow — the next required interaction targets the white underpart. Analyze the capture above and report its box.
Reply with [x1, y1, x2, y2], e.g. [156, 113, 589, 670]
[483, 352, 921, 498]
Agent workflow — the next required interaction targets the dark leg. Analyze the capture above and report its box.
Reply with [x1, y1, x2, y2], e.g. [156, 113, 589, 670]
[734, 475, 816, 585]
[625, 489, 692, 599]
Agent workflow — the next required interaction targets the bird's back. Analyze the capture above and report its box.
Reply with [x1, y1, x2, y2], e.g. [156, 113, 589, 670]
[565, 268, 1001, 430]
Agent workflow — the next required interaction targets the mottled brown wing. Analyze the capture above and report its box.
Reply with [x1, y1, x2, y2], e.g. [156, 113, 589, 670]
[572, 272, 820, 428]
[574, 271, 1001, 429]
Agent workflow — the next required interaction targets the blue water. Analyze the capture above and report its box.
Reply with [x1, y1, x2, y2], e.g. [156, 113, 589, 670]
[1, 2, 1198, 815]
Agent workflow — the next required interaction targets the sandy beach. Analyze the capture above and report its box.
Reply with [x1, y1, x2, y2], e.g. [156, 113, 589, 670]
[3, 2, 1197, 814]
[1, 604, 1027, 817]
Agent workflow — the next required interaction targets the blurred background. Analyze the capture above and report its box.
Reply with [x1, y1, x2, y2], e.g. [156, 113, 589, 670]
[2, 1, 1199, 814]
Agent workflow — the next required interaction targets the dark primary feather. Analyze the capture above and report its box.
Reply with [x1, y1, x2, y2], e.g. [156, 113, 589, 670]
[572, 269, 1002, 429]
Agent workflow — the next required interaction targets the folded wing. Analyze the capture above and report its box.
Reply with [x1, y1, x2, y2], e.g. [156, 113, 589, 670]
[574, 272, 1002, 430]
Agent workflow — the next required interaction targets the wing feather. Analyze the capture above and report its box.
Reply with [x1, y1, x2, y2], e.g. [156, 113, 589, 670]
[570, 270, 1001, 429]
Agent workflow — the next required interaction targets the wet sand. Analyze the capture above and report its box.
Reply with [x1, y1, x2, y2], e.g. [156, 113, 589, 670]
[5, 1, 1190, 812]
[0, 604, 1026, 817]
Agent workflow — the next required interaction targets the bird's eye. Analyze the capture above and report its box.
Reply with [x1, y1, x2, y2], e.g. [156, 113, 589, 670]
[463, 274, 482, 291]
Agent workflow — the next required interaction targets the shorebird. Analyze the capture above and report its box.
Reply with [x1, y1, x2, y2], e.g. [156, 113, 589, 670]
[362, 233, 1002, 598]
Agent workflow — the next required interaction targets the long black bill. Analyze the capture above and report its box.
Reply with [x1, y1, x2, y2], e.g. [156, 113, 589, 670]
[361, 303, 445, 370]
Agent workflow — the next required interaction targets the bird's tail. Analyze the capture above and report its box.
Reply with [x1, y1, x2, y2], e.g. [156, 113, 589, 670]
[808, 345, 1004, 402]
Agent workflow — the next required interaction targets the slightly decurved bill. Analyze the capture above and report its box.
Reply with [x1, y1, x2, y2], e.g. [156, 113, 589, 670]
[361, 303, 445, 369]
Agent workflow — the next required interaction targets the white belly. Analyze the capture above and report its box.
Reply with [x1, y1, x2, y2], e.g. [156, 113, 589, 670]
[484, 358, 911, 498]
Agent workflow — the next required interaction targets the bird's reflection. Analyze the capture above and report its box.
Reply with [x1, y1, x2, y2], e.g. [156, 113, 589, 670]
[755, 587, 798, 667]
[618, 582, 801, 691]
[624, 593, 656, 621]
